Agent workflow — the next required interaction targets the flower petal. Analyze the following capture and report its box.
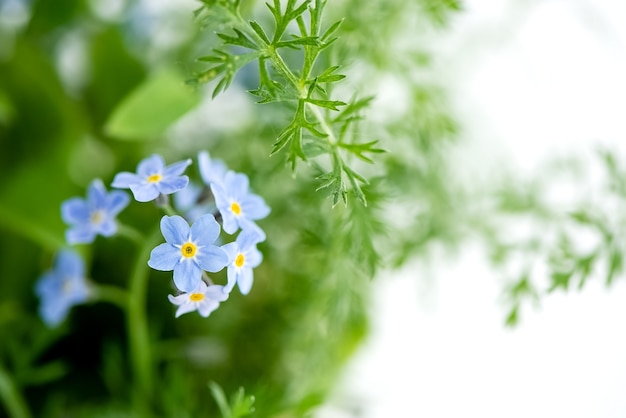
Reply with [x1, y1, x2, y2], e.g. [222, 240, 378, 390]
[66, 226, 97, 245]
[190, 214, 220, 246]
[241, 194, 270, 220]
[106, 191, 130, 215]
[160, 215, 189, 245]
[61, 198, 90, 224]
[111, 172, 141, 188]
[224, 265, 238, 293]
[174, 302, 197, 318]
[87, 179, 108, 210]
[221, 242, 238, 263]
[98, 218, 117, 237]
[237, 267, 254, 295]
[205, 285, 229, 301]
[158, 176, 189, 195]
[168, 293, 188, 305]
[173, 260, 202, 292]
[163, 159, 192, 177]
[198, 151, 227, 185]
[226, 172, 249, 198]
[148, 243, 180, 271]
[197, 300, 219, 317]
[196, 246, 228, 273]
[129, 183, 160, 202]
[137, 154, 165, 176]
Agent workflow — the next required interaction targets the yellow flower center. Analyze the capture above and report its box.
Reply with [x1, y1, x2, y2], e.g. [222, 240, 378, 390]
[147, 174, 162, 183]
[90, 210, 104, 224]
[230, 201, 241, 216]
[235, 253, 245, 268]
[189, 293, 204, 302]
[181, 242, 197, 258]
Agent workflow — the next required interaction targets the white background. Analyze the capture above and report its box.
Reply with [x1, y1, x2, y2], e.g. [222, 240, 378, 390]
[319, 1, 626, 417]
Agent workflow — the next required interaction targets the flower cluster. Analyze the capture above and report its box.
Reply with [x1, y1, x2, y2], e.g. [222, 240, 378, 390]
[35, 152, 269, 326]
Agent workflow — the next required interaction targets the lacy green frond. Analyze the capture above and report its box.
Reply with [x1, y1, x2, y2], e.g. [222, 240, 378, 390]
[193, 0, 380, 204]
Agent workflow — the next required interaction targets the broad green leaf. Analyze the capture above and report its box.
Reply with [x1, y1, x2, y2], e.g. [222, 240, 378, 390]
[105, 68, 200, 140]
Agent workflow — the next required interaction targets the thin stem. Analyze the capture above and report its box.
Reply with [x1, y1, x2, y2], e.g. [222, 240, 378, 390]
[91, 284, 129, 310]
[0, 205, 65, 252]
[116, 223, 144, 245]
[0, 365, 31, 418]
[127, 226, 161, 412]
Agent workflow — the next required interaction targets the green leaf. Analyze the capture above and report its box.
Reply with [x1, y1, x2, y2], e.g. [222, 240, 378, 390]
[105, 68, 200, 140]
[305, 98, 346, 111]
[217, 28, 259, 50]
[249, 20, 270, 44]
[338, 140, 387, 163]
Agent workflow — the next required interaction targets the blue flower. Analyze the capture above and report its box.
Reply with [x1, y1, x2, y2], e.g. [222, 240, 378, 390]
[61, 179, 130, 245]
[221, 230, 263, 295]
[198, 150, 227, 187]
[168, 281, 228, 318]
[35, 250, 90, 327]
[148, 214, 228, 292]
[111, 154, 192, 202]
[210, 171, 270, 240]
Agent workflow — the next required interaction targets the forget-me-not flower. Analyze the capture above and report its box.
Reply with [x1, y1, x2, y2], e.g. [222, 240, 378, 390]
[198, 150, 227, 187]
[148, 214, 228, 292]
[61, 179, 130, 245]
[168, 281, 228, 318]
[35, 250, 90, 327]
[210, 171, 270, 240]
[221, 230, 263, 295]
[112, 154, 192, 202]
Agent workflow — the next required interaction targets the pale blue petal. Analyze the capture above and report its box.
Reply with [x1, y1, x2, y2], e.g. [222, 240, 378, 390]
[174, 182, 201, 211]
[205, 285, 229, 301]
[168, 293, 188, 305]
[226, 172, 249, 198]
[106, 191, 130, 215]
[198, 151, 227, 185]
[87, 179, 107, 210]
[40, 300, 69, 326]
[197, 300, 220, 317]
[224, 266, 237, 293]
[129, 183, 160, 202]
[61, 198, 90, 224]
[245, 246, 263, 268]
[66, 226, 97, 245]
[241, 194, 270, 220]
[190, 214, 220, 246]
[220, 212, 239, 235]
[148, 243, 180, 271]
[237, 229, 263, 249]
[137, 154, 165, 176]
[210, 182, 229, 208]
[111, 172, 141, 188]
[238, 219, 266, 242]
[160, 215, 189, 244]
[56, 250, 85, 278]
[35, 272, 57, 297]
[238, 268, 254, 295]
[158, 176, 189, 195]
[163, 159, 192, 177]
[221, 242, 238, 263]
[175, 302, 197, 317]
[98, 218, 117, 237]
[196, 246, 228, 273]
[173, 260, 202, 292]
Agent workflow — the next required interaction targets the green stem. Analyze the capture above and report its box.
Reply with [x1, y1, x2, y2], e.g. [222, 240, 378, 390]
[0, 205, 65, 252]
[127, 227, 161, 412]
[91, 284, 129, 310]
[0, 365, 31, 418]
[116, 223, 145, 245]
